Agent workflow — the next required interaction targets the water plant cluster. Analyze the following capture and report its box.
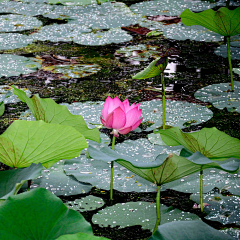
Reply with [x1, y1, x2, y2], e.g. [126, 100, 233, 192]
[0, 0, 240, 239]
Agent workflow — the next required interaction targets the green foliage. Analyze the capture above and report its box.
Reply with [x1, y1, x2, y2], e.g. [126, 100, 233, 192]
[180, 7, 240, 37]
[88, 145, 239, 186]
[132, 57, 168, 79]
[156, 127, 240, 160]
[56, 232, 110, 240]
[0, 102, 4, 116]
[12, 86, 100, 143]
[0, 163, 43, 199]
[148, 220, 235, 240]
[0, 188, 93, 239]
[0, 120, 86, 168]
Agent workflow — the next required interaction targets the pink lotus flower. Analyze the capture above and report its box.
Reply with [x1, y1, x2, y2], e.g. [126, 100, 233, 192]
[101, 96, 143, 137]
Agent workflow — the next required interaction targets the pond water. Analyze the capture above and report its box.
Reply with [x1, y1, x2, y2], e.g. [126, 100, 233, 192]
[0, 0, 240, 239]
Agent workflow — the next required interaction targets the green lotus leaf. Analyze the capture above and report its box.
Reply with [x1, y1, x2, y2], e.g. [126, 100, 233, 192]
[0, 120, 87, 168]
[180, 7, 240, 37]
[56, 232, 110, 240]
[156, 127, 240, 161]
[0, 101, 4, 116]
[0, 163, 43, 199]
[132, 57, 168, 79]
[12, 86, 100, 143]
[88, 146, 239, 185]
[148, 220, 235, 240]
[0, 188, 93, 239]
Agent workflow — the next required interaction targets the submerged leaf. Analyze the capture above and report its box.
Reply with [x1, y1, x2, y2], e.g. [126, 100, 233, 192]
[0, 120, 86, 168]
[0, 188, 93, 239]
[180, 7, 240, 36]
[12, 86, 100, 143]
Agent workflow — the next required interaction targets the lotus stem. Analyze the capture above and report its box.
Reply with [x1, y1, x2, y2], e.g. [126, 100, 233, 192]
[110, 136, 116, 200]
[227, 36, 234, 91]
[200, 168, 203, 212]
[153, 185, 161, 232]
[161, 73, 166, 129]
[226, 0, 230, 8]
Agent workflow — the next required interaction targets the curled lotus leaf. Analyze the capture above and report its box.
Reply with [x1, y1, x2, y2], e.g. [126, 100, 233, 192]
[88, 145, 239, 186]
[12, 86, 100, 143]
[132, 57, 168, 79]
[180, 7, 240, 37]
[156, 127, 240, 161]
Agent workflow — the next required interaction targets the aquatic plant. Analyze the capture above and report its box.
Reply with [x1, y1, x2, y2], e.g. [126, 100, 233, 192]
[0, 120, 87, 168]
[180, 6, 240, 91]
[132, 50, 170, 129]
[100, 96, 142, 199]
[155, 126, 240, 211]
[0, 188, 93, 239]
[88, 142, 238, 232]
[149, 220, 235, 240]
[0, 101, 4, 116]
[12, 86, 100, 143]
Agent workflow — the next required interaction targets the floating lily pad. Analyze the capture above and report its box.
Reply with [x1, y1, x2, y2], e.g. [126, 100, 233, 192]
[0, 14, 42, 32]
[0, 2, 54, 16]
[19, 100, 212, 131]
[31, 23, 91, 42]
[216, 0, 240, 7]
[233, 63, 240, 76]
[31, 160, 92, 196]
[42, 64, 102, 79]
[65, 195, 105, 211]
[230, 35, 240, 47]
[164, 168, 240, 195]
[114, 138, 182, 162]
[64, 136, 183, 192]
[140, 100, 213, 131]
[63, 136, 157, 192]
[92, 202, 199, 231]
[130, 0, 215, 17]
[64, 153, 157, 192]
[162, 23, 223, 42]
[68, 2, 142, 29]
[48, 0, 108, 6]
[0, 54, 40, 77]
[191, 193, 240, 225]
[214, 44, 240, 60]
[41, 4, 87, 20]
[19, 0, 48, 3]
[0, 85, 31, 104]
[0, 33, 33, 50]
[72, 28, 132, 46]
[194, 81, 240, 112]
[220, 228, 240, 240]
[115, 44, 163, 63]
